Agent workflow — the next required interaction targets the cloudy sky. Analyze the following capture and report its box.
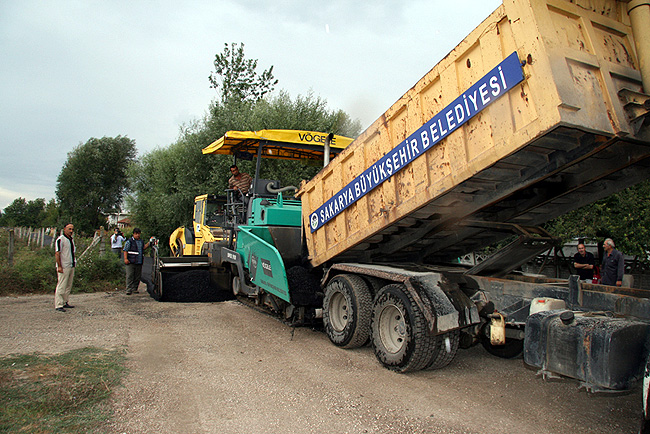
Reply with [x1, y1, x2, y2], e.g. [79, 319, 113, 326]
[0, 0, 501, 211]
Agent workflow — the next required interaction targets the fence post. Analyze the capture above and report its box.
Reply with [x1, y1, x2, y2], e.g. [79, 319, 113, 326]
[8, 229, 14, 267]
[99, 228, 106, 256]
[40, 228, 45, 248]
[51, 228, 58, 248]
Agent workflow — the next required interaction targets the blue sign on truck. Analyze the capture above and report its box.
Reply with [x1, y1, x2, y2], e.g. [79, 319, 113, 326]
[309, 51, 525, 233]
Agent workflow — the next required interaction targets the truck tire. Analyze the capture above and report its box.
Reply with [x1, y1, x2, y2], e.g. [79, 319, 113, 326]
[371, 284, 435, 372]
[323, 274, 372, 348]
[642, 356, 650, 433]
[424, 330, 459, 370]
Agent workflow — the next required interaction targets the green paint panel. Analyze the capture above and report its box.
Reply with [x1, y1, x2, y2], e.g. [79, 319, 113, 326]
[249, 197, 302, 227]
[236, 226, 291, 303]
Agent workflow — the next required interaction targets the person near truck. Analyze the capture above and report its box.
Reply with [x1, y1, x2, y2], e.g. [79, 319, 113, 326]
[123, 228, 153, 295]
[600, 238, 624, 287]
[573, 243, 595, 281]
[54, 223, 76, 312]
[228, 165, 252, 194]
[110, 228, 125, 258]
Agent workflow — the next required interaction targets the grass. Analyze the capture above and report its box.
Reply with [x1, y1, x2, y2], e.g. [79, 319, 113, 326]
[0, 347, 127, 433]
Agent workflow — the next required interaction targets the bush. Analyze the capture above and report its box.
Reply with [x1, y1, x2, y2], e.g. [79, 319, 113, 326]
[0, 231, 125, 295]
[75, 249, 124, 292]
[12, 248, 57, 292]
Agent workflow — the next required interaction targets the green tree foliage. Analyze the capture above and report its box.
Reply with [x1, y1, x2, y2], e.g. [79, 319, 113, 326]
[129, 91, 361, 249]
[0, 197, 51, 227]
[56, 136, 136, 234]
[128, 44, 361, 249]
[0, 198, 28, 226]
[41, 199, 60, 227]
[545, 179, 650, 259]
[209, 42, 278, 104]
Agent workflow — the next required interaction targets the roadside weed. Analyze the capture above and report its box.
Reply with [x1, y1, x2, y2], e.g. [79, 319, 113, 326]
[0, 347, 126, 433]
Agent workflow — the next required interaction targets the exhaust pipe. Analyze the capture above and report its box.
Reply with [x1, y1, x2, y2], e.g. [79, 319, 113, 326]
[323, 133, 333, 167]
[627, 0, 650, 92]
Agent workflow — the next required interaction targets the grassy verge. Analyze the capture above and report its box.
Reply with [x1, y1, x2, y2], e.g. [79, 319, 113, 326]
[0, 347, 127, 433]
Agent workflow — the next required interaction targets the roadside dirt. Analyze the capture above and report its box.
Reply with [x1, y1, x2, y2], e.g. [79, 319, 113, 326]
[0, 287, 642, 433]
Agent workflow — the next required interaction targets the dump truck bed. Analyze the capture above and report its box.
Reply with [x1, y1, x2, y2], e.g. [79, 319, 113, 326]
[298, 0, 650, 267]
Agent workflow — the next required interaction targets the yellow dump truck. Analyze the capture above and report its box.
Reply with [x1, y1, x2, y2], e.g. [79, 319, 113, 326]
[294, 0, 650, 371]
[149, 0, 650, 425]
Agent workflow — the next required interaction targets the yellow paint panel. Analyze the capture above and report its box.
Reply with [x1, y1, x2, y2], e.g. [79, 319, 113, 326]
[549, 7, 593, 54]
[592, 23, 636, 68]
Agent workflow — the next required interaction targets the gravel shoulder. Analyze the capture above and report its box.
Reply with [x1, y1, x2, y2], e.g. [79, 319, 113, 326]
[0, 288, 642, 433]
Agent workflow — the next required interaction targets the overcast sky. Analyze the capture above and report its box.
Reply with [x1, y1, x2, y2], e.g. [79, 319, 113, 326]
[0, 0, 501, 211]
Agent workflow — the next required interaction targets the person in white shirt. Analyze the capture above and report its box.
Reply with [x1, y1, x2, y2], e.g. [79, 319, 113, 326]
[54, 223, 76, 312]
[110, 228, 126, 258]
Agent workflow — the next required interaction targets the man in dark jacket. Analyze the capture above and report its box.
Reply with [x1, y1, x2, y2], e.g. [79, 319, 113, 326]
[123, 228, 153, 295]
[600, 238, 624, 287]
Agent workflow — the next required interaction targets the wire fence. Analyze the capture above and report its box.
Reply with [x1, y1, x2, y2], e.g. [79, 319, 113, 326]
[4, 227, 109, 266]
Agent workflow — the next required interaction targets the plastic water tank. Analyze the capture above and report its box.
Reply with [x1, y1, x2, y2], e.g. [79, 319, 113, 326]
[529, 297, 566, 316]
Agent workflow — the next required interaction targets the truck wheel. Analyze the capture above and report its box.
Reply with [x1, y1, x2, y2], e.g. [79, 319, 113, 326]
[371, 284, 434, 372]
[323, 274, 372, 348]
[424, 330, 459, 370]
[642, 356, 650, 433]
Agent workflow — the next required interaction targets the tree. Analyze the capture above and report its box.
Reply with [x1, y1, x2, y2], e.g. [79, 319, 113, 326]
[41, 199, 60, 227]
[209, 42, 278, 104]
[56, 136, 136, 234]
[0, 197, 49, 227]
[128, 91, 361, 252]
[128, 45, 361, 250]
[1, 198, 28, 226]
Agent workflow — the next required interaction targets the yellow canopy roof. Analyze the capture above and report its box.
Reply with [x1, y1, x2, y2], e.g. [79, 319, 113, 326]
[202, 129, 354, 161]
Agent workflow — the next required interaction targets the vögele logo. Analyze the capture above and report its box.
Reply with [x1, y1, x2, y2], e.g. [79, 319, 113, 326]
[298, 132, 335, 145]
[261, 258, 273, 277]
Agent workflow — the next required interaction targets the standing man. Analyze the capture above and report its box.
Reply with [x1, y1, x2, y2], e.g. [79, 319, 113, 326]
[573, 243, 595, 281]
[228, 165, 252, 194]
[601, 238, 624, 287]
[110, 228, 125, 258]
[123, 228, 152, 295]
[54, 223, 76, 312]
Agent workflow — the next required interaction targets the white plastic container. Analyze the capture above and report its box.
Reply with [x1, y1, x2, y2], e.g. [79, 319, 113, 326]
[529, 297, 566, 316]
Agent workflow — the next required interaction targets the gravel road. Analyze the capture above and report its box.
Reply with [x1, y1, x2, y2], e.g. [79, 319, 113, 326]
[0, 288, 642, 433]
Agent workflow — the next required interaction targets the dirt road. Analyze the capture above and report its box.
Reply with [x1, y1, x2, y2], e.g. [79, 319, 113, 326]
[0, 289, 641, 433]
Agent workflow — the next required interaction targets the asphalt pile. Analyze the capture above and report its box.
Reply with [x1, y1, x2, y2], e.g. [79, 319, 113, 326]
[160, 270, 235, 303]
[286, 266, 322, 306]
